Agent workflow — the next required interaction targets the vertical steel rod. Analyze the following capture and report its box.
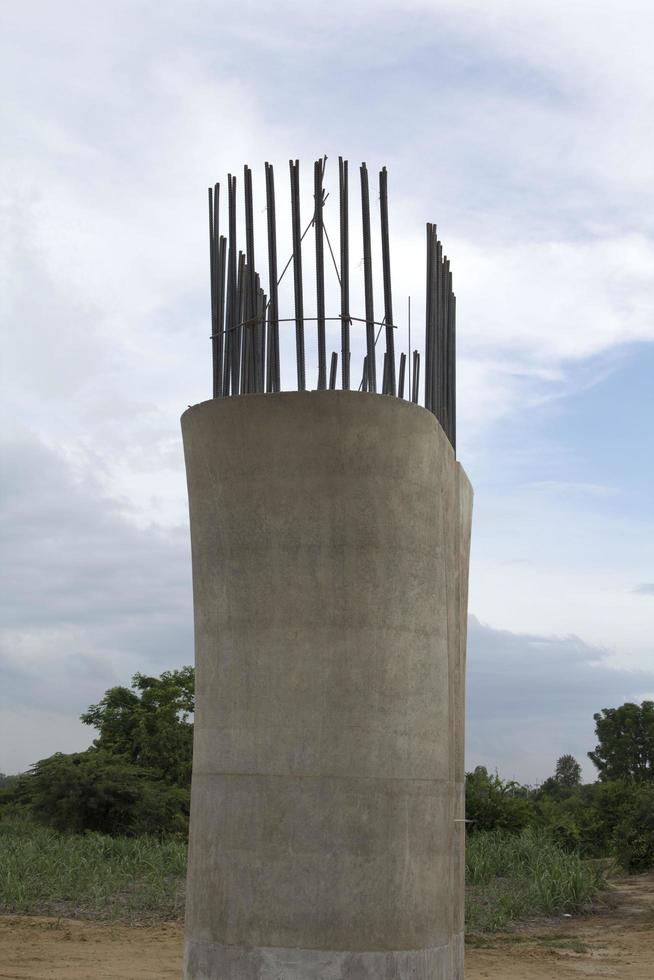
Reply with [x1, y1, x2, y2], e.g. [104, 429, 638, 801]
[216, 235, 226, 396]
[265, 163, 280, 393]
[244, 165, 258, 393]
[237, 252, 246, 394]
[314, 159, 327, 389]
[450, 293, 456, 451]
[213, 184, 224, 398]
[228, 175, 240, 396]
[360, 163, 377, 393]
[259, 289, 267, 394]
[379, 166, 395, 395]
[407, 294, 411, 400]
[329, 352, 338, 389]
[339, 157, 350, 390]
[433, 236, 442, 423]
[443, 261, 451, 440]
[253, 275, 262, 393]
[289, 160, 306, 391]
[412, 350, 420, 404]
[440, 256, 450, 431]
[424, 224, 433, 413]
[208, 186, 217, 397]
[398, 352, 406, 399]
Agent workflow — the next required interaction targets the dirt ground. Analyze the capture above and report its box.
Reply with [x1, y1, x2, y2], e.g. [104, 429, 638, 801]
[0, 874, 652, 980]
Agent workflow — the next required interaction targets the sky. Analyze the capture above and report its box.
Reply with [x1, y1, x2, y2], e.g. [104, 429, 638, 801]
[1, 0, 653, 782]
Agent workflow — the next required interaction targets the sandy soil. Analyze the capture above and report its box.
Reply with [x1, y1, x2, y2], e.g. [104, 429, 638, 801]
[466, 873, 654, 980]
[0, 874, 652, 980]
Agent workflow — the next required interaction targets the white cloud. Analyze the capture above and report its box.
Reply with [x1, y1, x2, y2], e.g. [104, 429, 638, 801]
[466, 616, 654, 784]
[2, 0, 653, 778]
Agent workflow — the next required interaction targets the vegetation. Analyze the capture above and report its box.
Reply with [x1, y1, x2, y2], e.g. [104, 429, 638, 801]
[588, 700, 654, 782]
[0, 819, 186, 921]
[0, 669, 651, 931]
[555, 753, 582, 787]
[18, 751, 189, 836]
[465, 827, 609, 932]
[81, 667, 195, 787]
[0, 817, 607, 930]
[467, 756, 654, 874]
[3, 668, 193, 837]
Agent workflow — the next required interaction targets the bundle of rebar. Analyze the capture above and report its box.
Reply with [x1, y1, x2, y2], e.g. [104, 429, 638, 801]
[207, 157, 457, 450]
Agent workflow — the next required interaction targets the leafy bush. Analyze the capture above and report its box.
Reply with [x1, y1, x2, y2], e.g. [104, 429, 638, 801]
[533, 779, 654, 870]
[13, 750, 189, 836]
[611, 781, 654, 872]
[466, 766, 534, 833]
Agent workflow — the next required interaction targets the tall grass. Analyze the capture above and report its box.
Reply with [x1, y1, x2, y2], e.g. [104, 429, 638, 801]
[466, 827, 610, 932]
[0, 820, 186, 921]
[0, 820, 609, 930]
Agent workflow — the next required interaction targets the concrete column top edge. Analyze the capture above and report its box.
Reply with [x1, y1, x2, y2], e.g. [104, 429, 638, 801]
[181, 390, 470, 484]
[183, 390, 442, 429]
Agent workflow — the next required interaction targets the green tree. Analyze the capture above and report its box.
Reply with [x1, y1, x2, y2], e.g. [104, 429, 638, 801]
[588, 701, 654, 782]
[15, 751, 189, 836]
[465, 766, 534, 833]
[81, 667, 194, 787]
[612, 780, 654, 871]
[555, 754, 582, 787]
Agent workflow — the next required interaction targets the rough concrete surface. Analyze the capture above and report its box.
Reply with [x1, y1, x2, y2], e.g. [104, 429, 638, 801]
[181, 391, 472, 979]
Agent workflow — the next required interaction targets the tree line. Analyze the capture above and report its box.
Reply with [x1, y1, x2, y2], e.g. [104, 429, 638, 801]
[1, 669, 653, 871]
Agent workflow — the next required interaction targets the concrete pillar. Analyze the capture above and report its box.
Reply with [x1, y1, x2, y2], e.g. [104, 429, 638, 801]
[182, 390, 472, 980]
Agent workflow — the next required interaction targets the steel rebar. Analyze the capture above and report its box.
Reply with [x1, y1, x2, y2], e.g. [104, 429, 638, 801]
[314, 159, 327, 389]
[329, 352, 338, 390]
[412, 350, 420, 404]
[379, 166, 395, 395]
[360, 163, 377, 393]
[339, 157, 350, 390]
[398, 351, 406, 399]
[289, 159, 306, 390]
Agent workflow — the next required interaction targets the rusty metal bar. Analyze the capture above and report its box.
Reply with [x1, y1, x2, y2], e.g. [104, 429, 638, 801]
[379, 166, 395, 395]
[434, 237, 443, 423]
[339, 157, 350, 390]
[424, 224, 433, 413]
[440, 255, 450, 430]
[227, 175, 240, 396]
[314, 159, 326, 389]
[215, 234, 226, 397]
[329, 352, 338, 389]
[360, 162, 376, 393]
[412, 350, 420, 404]
[208, 186, 217, 397]
[237, 252, 246, 394]
[244, 166, 257, 390]
[398, 352, 406, 399]
[289, 159, 306, 390]
[264, 163, 280, 392]
[442, 260, 451, 439]
[450, 292, 456, 451]
[254, 275, 263, 393]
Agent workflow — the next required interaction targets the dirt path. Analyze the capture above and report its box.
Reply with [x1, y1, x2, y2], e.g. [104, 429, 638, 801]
[466, 873, 654, 979]
[0, 875, 652, 979]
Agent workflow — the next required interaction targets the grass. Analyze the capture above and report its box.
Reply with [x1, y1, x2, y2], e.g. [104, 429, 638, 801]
[465, 827, 610, 932]
[0, 820, 186, 922]
[0, 820, 609, 930]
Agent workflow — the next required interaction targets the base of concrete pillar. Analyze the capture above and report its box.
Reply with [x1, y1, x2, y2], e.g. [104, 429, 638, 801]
[184, 933, 464, 980]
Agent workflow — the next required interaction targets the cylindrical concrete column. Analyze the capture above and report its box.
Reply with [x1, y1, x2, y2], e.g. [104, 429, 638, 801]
[182, 391, 472, 980]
